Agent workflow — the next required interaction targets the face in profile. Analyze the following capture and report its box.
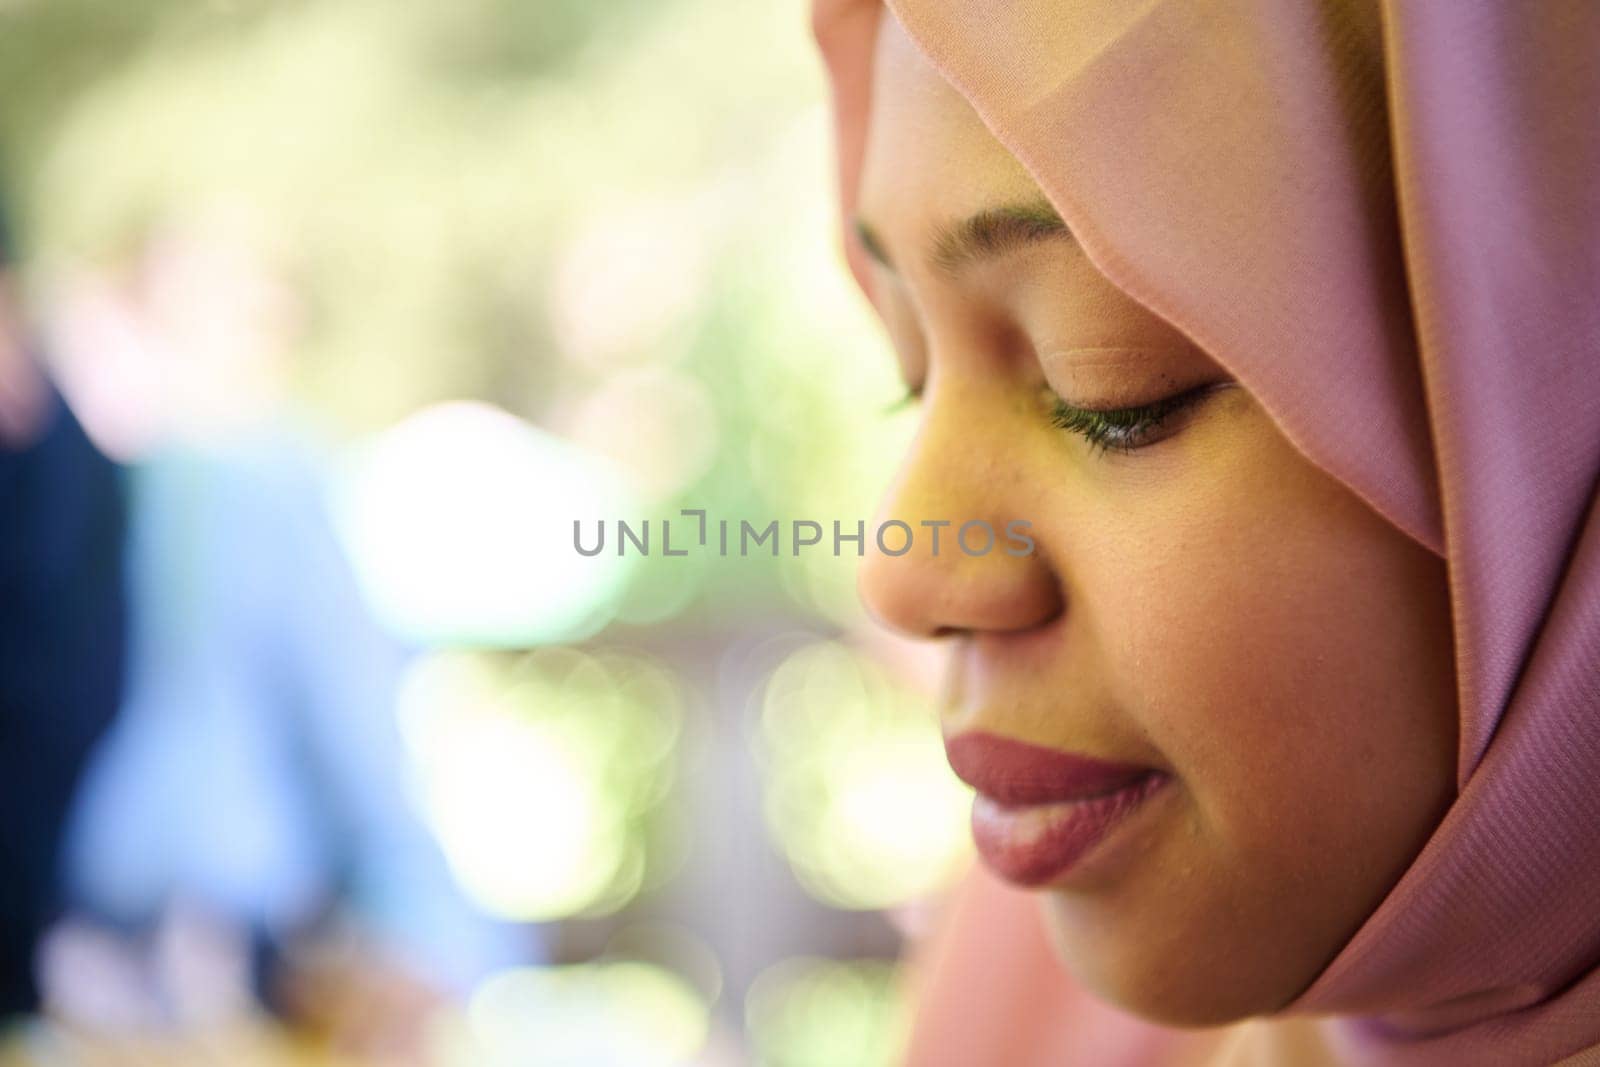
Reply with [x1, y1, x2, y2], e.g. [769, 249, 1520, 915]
[852, 12, 1459, 1027]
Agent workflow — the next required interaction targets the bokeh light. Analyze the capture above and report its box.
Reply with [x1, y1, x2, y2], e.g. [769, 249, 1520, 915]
[549, 195, 708, 374]
[396, 647, 685, 921]
[745, 956, 909, 1067]
[333, 400, 639, 647]
[756, 641, 971, 911]
[457, 959, 711, 1067]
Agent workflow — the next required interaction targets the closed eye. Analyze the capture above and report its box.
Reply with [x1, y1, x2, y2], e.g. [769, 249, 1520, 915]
[1049, 382, 1225, 455]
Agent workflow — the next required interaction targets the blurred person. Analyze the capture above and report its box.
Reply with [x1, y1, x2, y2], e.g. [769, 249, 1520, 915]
[817, 2, 1600, 1064]
[0, 190, 128, 1025]
[40, 206, 528, 1061]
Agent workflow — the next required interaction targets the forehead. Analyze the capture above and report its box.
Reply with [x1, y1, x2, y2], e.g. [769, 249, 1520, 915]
[857, 11, 1048, 261]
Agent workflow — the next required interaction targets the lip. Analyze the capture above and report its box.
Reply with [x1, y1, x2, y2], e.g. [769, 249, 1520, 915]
[946, 731, 1170, 887]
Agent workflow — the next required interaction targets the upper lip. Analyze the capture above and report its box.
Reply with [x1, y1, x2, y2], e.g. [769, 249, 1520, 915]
[944, 730, 1158, 807]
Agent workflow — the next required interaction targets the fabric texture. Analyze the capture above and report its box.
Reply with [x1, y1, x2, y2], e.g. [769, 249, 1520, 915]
[812, 1, 1600, 1063]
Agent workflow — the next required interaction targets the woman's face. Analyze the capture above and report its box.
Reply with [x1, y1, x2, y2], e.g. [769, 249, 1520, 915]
[853, 13, 1458, 1027]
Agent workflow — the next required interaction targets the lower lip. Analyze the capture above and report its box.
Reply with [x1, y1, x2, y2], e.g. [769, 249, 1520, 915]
[970, 772, 1171, 888]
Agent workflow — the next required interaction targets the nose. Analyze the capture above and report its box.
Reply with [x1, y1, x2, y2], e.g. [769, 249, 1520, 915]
[857, 380, 1063, 640]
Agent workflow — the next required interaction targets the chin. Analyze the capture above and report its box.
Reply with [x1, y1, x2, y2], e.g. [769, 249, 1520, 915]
[1039, 892, 1306, 1030]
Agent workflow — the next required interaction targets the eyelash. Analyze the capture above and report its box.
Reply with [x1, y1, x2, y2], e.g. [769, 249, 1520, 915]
[885, 381, 1221, 455]
[1049, 383, 1218, 455]
[884, 388, 920, 416]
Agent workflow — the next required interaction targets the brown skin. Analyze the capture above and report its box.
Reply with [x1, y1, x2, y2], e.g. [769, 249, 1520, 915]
[852, 11, 1458, 1028]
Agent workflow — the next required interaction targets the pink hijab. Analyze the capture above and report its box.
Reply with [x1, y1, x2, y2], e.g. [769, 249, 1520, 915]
[814, 0, 1600, 1062]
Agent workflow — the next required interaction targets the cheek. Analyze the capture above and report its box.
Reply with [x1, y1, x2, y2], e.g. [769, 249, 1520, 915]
[1036, 402, 1458, 1020]
[1068, 402, 1456, 855]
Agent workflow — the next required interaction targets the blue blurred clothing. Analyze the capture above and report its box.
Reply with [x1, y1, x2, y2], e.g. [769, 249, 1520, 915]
[62, 430, 526, 994]
[0, 388, 127, 1018]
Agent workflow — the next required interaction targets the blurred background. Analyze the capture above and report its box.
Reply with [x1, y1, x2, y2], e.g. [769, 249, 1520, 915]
[0, 0, 974, 1064]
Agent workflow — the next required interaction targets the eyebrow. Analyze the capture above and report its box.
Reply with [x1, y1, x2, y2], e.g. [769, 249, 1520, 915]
[854, 199, 1072, 278]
